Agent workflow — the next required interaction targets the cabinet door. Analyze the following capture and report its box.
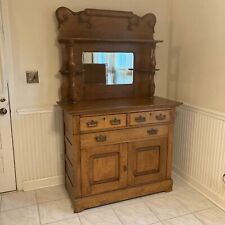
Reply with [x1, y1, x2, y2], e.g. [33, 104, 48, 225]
[81, 144, 127, 196]
[128, 138, 167, 186]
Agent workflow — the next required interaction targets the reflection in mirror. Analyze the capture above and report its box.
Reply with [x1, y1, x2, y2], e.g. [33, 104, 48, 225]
[82, 52, 134, 85]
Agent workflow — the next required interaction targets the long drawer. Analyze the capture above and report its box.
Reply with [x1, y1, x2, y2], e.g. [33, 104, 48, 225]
[80, 125, 168, 148]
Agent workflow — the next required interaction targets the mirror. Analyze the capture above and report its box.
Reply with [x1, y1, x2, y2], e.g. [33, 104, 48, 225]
[82, 52, 134, 85]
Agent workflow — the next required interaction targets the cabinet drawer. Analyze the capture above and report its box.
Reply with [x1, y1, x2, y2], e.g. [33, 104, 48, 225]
[129, 112, 149, 126]
[149, 110, 171, 123]
[81, 125, 168, 148]
[80, 114, 126, 132]
[129, 110, 171, 126]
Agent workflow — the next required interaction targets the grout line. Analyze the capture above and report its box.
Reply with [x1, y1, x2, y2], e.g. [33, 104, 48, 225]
[35, 191, 41, 225]
[110, 204, 125, 225]
[77, 214, 83, 225]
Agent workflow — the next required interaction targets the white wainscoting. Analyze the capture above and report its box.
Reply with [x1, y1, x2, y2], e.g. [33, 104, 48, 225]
[13, 106, 64, 191]
[173, 104, 225, 210]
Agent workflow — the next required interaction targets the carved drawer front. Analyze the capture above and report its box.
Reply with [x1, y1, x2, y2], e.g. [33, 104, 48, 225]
[129, 112, 149, 126]
[81, 144, 127, 196]
[149, 110, 171, 123]
[129, 110, 171, 126]
[80, 114, 126, 132]
[81, 125, 168, 148]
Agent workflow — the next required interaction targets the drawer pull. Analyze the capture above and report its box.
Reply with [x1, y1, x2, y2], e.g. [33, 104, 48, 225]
[110, 118, 121, 125]
[155, 114, 166, 121]
[135, 115, 146, 123]
[87, 120, 98, 128]
[95, 135, 107, 142]
[147, 128, 158, 135]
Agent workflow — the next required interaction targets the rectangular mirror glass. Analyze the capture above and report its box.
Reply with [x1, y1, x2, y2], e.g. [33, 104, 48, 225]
[82, 52, 134, 85]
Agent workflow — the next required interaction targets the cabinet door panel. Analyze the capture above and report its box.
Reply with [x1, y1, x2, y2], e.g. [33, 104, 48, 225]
[128, 138, 167, 186]
[81, 144, 127, 196]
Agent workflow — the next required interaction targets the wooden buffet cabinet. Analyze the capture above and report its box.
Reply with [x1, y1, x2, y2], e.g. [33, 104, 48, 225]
[56, 7, 182, 212]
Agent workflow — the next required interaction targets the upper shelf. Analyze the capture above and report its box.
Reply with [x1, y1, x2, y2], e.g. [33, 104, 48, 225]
[58, 37, 163, 44]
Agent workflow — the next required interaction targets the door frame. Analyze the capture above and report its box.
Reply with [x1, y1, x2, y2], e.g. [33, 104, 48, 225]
[0, 0, 19, 189]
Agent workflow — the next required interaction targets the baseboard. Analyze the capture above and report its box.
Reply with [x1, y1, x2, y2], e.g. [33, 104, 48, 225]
[23, 175, 64, 191]
[173, 167, 225, 211]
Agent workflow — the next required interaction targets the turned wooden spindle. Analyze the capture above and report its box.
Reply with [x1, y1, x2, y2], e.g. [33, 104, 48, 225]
[68, 41, 77, 103]
[149, 43, 156, 98]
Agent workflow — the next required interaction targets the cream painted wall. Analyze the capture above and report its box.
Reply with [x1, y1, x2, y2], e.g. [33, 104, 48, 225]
[8, 0, 171, 109]
[169, 0, 225, 113]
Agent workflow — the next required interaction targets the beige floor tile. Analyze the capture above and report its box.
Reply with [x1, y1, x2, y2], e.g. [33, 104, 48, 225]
[39, 198, 77, 224]
[1, 191, 36, 211]
[113, 202, 159, 225]
[110, 197, 142, 208]
[145, 196, 189, 220]
[173, 190, 214, 212]
[79, 207, 122, 225]
[162, 214, 204, 225]
[195, 207, 225, 225]
[0, 205, 39, 225]
[78, 204, 112, 216]
[172, 179, 194, 193]
[46, 217, 81, 225]
[36, 185, 68, 203]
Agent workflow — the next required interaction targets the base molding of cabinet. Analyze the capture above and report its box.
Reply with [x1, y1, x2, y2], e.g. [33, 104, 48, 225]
[72, 179, 172, 212]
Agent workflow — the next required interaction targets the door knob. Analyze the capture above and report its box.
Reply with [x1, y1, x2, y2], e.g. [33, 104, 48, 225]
[0, 108, 7, 115]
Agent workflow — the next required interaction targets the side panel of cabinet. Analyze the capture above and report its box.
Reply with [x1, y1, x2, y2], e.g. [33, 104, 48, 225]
[81, 144, 127, 196]
[128, 138, 168, 186]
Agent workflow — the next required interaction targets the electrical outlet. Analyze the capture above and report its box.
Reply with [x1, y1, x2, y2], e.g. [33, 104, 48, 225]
[26, 70, 39, 83]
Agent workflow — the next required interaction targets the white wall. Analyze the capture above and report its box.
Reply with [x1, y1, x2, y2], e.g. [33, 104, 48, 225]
[170, 0, 225, 210]
[7, 0, 172, 190]
[9, 0, 171, 109]
[168, 0, 225, 113]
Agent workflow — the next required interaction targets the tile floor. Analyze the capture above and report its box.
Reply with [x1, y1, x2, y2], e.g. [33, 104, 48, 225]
[0, 175, 225, 225]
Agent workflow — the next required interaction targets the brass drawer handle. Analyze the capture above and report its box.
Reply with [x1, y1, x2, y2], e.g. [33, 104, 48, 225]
[147, 128, 158, 135]
[87, 120, 98, 128]
[95, 135, 107, 142]
[110, 118, 121, 125]
[155, 114, 166, 121]
[135, 115, 146, 123]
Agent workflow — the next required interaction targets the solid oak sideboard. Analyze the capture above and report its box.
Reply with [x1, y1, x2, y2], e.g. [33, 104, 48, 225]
[61, 97, 181, 212]
[55, 7, 182, 212]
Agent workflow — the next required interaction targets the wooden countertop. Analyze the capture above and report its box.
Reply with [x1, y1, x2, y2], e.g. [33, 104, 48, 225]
[59, 96, 182, 116]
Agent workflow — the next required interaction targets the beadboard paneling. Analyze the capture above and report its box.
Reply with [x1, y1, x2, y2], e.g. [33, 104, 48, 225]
[14, 107, 64, 190]
[173, 104, 225, 210]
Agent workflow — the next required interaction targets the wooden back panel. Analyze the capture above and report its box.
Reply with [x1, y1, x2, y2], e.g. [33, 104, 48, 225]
[56, 8, 162, 103]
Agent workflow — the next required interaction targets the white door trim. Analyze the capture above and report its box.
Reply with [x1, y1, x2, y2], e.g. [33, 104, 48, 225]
[0, 0, 19, 189]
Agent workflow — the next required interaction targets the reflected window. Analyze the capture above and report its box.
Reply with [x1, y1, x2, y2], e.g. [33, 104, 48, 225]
[82, 52, 134, 85]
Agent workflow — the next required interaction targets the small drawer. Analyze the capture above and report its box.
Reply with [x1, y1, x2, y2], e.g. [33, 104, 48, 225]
[149, 110, 171, 123]
[81, 125, 168, 148]
[80, 114, 126, 132]
[129, 110, 171, 126]
[129, 112, 149, 126]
